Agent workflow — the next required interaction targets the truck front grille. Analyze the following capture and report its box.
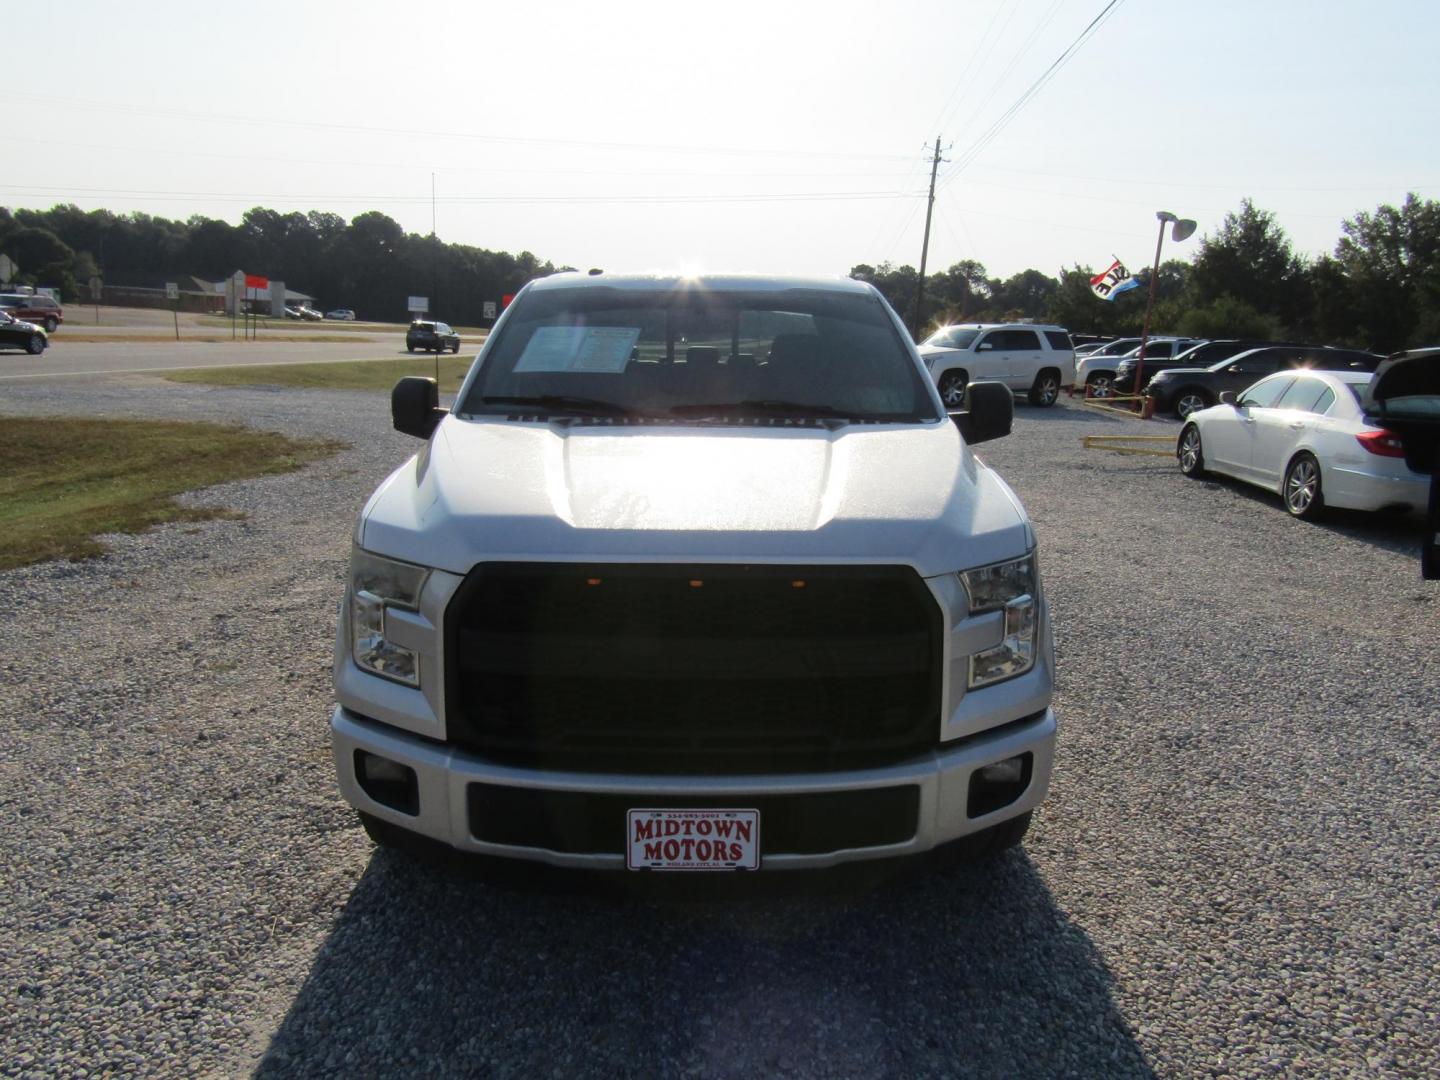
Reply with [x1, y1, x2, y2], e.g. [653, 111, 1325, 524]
[444, 563, 942, 774]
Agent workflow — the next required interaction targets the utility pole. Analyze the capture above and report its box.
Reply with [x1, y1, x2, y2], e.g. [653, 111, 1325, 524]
[910, 136, 945, 339]
[431, 172, 439, 383]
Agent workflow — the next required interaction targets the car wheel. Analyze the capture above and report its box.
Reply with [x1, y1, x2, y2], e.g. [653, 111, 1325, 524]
[1283, 453, 1324, 520]
[26, 333, 45, 355]
[1175, 390, 1211, 419]
[452, 342, 460, 354]
[1086, 372, 1115, 398]
[939, 811, 1033, 866]
[937, 370, 968, 408]
[357, 811, 452, 862]
[1027, 370, 1061, 407]
[44, 317, 58, 333]
[406, 344, 415, 353]
[1177, 423, 1206, 477]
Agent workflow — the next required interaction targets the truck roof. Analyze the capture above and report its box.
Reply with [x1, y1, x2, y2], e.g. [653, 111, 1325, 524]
[526, 271, 875, 295]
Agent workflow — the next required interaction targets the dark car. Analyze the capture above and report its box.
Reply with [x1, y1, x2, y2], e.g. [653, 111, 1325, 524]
[1169, 338, 1301, 370]
[406, 320, 461, 353]
[1111, 338, 1207, 395]
[0, 310, 47, 354]
[1147, 345, 1384, 418]
[0, 292, 63, 333]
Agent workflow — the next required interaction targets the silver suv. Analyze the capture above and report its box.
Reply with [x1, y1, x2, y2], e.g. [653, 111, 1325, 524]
[918, 324, 1075, 407]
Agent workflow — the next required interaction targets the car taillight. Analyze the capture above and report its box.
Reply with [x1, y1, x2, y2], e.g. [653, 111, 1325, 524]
[1356, 429, 1406, 457]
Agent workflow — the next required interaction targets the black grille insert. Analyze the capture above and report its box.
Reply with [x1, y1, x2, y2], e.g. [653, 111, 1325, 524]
[468, 783, 921, 855]
[445, 562, 942, 773]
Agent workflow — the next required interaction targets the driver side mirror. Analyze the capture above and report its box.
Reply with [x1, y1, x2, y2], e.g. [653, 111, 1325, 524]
[392, 376, 448, 439]
[1218, 391, 1238, 406]
[949, 380, 1013, 444]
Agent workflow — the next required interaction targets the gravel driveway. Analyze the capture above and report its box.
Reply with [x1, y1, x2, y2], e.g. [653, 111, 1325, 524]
[1, 380, 1436, 1078]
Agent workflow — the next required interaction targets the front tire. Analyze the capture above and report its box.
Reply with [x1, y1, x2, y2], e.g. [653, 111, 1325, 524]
[26, 333, 45, 355]
[1087, 372, 1116, 398]
[1283, 453, 1324, 519]
[1027, 369, 1061, 407]
[1177, 423, 1206, 477]
[1175, 389, 1212, 419]
[451, 342, 461, 354]
[44, 317, 58, 333]
[406, 344, 415, 353]
[937, 370, 968, 408]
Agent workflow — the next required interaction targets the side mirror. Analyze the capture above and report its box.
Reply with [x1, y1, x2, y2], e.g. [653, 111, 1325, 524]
[949, 380, 1013, 444]
[1218, 391, 1238, 406]
[392, 376, 448, 439]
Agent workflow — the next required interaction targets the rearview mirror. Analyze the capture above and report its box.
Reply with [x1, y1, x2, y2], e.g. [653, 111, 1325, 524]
[392, 376, 448, 439]
[949, 380, 1013, 444]
[1218, 391, 1237, 406]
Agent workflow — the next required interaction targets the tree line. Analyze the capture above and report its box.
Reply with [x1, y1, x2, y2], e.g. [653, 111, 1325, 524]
[855, 194, 1440, 354]
[0, 205, 561, 325]
[2, 194, 1436, 350]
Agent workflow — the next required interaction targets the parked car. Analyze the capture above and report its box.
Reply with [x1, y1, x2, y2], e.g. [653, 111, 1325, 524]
[335, 272, 1055, 871]
[406, 320, 461, 353]
[1111, 338, 1208, 395]
[0, 292, 63, 333]
[1074, 337, 1144, 396]
[918, 323, 1074, 407]
[1147, 345, 1384, 419]
[1177, 369, 1428, 519]
[1169, 338, 1300, 371]
[0, 310, 47, 353]
[297, 306, 324, 321]
[326, 309, 356, 321]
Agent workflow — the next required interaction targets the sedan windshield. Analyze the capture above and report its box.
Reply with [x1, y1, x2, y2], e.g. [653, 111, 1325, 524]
[460, 285, 937, 422]
[921, 327, 980, 350]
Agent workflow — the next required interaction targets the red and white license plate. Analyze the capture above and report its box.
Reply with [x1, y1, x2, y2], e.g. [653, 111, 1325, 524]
[626, 808, 760, 871]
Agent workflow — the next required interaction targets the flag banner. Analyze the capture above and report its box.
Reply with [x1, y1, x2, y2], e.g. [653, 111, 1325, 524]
[1090, 260, 1139, 301]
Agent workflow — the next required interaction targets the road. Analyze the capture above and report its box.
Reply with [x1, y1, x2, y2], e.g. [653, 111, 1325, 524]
[0, 339, 420, 381]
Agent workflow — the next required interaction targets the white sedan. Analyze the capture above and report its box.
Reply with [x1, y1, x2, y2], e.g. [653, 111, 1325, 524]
[1176, 368, 1429, 518]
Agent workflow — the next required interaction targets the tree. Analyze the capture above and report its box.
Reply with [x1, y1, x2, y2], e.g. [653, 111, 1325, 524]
[1332, 193, 1440, 351]
[1189, 199, 1308, 330]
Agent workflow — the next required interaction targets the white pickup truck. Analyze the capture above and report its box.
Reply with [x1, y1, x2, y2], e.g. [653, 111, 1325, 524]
[332, 273, 1056, 872]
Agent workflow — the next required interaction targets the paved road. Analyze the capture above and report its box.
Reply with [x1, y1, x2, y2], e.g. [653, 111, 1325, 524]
[0, 339, 427, 381]
[0, 384, 1436, 1077]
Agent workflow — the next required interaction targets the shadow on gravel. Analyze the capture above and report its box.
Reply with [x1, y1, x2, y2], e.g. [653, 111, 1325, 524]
[1194, 473, 1427, 559]
[255, 846, 1154, 1078]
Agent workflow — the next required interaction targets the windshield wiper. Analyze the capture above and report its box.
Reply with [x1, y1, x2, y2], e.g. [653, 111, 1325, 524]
[670, 399, 906, 423]
[480, 394, 635, 416]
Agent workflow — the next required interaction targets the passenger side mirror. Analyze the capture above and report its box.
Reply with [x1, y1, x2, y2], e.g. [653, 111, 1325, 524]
[392, 376, 448, 439]
[1218, 391, 1238, 406]
[949, 380, 1013, 444]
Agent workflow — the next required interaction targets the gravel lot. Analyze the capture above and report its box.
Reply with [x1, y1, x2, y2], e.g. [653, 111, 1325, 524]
[1, 379, 1437, 1078]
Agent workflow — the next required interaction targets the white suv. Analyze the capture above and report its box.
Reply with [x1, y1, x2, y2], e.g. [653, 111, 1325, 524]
[918, 324, 1075, 408]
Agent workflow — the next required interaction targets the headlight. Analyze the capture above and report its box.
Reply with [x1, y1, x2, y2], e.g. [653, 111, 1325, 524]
[960, 553, 1038, 689]
[350, 547, 430, 686]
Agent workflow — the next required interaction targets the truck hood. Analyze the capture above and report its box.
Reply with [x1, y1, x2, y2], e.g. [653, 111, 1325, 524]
[359, 417, 1032, 577]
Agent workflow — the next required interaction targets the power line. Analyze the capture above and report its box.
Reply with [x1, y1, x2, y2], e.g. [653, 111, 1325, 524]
[11, 92, 922, 164]
[939, 0, 1128, 191]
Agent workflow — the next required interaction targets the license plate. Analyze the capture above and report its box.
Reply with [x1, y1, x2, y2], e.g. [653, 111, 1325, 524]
[626, 808, 760, 871]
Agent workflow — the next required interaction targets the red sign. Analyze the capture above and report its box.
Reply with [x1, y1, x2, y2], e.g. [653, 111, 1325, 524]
[501, 293, 514, 309]
[244, 274, 269, 290]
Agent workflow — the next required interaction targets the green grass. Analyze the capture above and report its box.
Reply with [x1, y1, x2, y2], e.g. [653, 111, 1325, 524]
[163, 355, 472, 393]
[0, 417, 344, 571]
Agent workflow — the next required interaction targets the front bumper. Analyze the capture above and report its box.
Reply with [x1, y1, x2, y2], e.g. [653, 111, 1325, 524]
[332, 705, 1056, 870]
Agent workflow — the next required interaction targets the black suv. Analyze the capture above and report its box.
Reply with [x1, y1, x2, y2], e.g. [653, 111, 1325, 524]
[1110, 338, 1207, 395]
[406, 320, 461, 353]
[1146, 345, 1384, 418]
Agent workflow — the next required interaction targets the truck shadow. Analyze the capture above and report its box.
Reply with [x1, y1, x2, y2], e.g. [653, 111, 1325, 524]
[254, 847, 1154, 1078]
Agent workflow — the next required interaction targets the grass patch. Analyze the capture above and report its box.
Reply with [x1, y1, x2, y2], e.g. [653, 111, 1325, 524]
[163, 355, 472, 393]
[0, 417, 344, 571]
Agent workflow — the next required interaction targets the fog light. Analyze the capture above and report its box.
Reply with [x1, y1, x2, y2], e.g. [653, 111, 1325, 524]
[979, 757, 1024, 784]
[355, 750, 419, 816]
[968, 752, 1033, 818]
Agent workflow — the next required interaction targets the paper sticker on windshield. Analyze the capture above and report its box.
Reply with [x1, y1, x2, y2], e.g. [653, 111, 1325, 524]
[573, 327, 640, 373]
[513, 326, 640, 374]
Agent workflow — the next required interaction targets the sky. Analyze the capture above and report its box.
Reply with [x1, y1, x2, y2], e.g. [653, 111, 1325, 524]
[9, 0, 1439, 283]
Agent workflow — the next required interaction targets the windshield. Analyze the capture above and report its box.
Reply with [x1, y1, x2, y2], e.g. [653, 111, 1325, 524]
[459, 285, 937, 422]
[921, 327, 980, 350]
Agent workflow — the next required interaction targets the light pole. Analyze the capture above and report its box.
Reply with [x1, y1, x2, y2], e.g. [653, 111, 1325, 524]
[1133, 210, 1197, 398]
